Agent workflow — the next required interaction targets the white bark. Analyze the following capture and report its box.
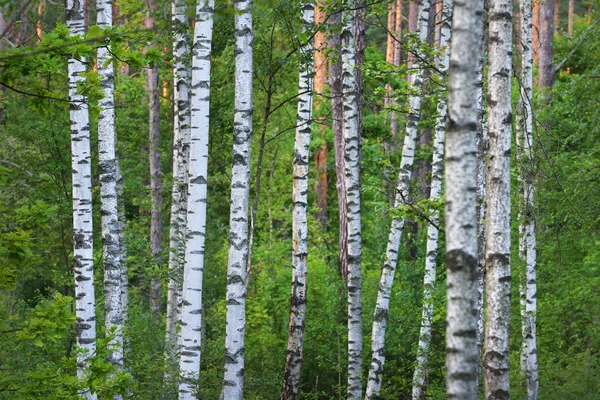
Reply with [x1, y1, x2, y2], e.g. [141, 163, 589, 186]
[177, 1, 213, 399]
[221, 0, 252, 398]
[280, 5, 314, 399]
[444, 0, 484, 396]
[97, 1, 124, 386]
[67, 1, 96, 398]
[483, 0, 512, 396]
[411, 0, 451, 396]
[518, 0, 538, 397]
[341, 4, 363, 398]
[116, 160, 128, 350]
[365, 0, 431, 397]
[166, 0, 192, 358]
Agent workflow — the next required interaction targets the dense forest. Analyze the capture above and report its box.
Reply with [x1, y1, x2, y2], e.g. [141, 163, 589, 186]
[0, 0, 598, 398]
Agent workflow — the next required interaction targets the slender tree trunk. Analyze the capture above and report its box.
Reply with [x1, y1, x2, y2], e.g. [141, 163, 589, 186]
[365, 0, 432, 397]
[483, 0, 513, 396]
[36, 0, 43, 40]
[67, 1, 96, 398]
[166, 0, 191, 358]
[145, 0, 163, 316]
[391, 0, 402, 138]
[116, 160, 128, 350]
[407, 0, 419, 68]
[384, 1, 395, 114]
[328, 7, 348, 281]
[221, 0, 252, 398]
[177, 2, 213, 398]
[280, 5, 314, 399]
[554, 0, 560, 30]
[533, 0, 540, 63]
[341, 3, 363, 398]
[313, 1, 328, 226]
[97, 1, 124, 389]
[567, 0, 574, 35]
[444, 0, 484, 396]
[517, 0, 538, 396]
[411, 0, 451, 397]
[538, 0, 555, 88]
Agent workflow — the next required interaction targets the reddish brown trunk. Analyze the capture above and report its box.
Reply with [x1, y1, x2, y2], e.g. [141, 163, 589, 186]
[314, 1, 328, 226]
[36, 0, 44, 40]
[554, 0, 561, 31]
[384, 0, 395, 134]
[567, 0, 574, 34]
[539, 0, 555, 88]
[407, 0, 418, 69]
[533, 0, 540, 64]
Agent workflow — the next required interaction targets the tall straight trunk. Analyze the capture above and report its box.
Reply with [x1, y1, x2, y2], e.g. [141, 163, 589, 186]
[483, 0, 513, 396]
[392, 0, 402, 138]
[444, 0, 483, 396]
[177, 2, 213, 398]
[97, 0, 124, 384]
[36, 0, 43, 40]
[365, 0, 431, 397]
[66, 1, 96, 398]
[166, 0, 191, 357]
[221, 0, 252, 398]
[313, 1, 327, 226]
[411, 0, 451, 396]
[538, 0, 555, 88]
[341, 4, 363, 398]
[384, 1, 395, 112]
[554, 0, 560, 30]
[407, 0, 419, 68]
[145, 0, 162, 315]
[567, 0, 574, 35]
[533, 0, 540, 63]
[280, 5, 314, 399]
[328, 7, 348, 281]
[517, 0, 538, 397]
[116, 161, 128, 348]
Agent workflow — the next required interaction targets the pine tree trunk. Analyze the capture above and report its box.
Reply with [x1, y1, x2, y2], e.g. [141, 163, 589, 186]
[411, 0, 451, 396]
[554, 0, 560, 30]
[97, 0, 124, 386]
[67, 1, 97, 398]
[177, 2, 213, 398]
[365, 0, 431, 397]
[538, 0, 555, 88]
[517, 0, 539, 396]
[391, 0, 402, 138]
[444, 0, 484, 396]
[567, 0, 574, 34]
[280, 5, 314, 399]
[407, 0, 419, 68]
[36, 0, 43, 40]
[533, 0, 540, 63]
[328, 7, 348, 281]
[483, 0, 513, 396]
[221, 0, 252, 398]
[166, 0, 191, 358]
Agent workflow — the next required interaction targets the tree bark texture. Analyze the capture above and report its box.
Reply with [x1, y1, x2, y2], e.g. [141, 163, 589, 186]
[177, 2, 213, 398]
[341, 3, 363, 398]
[166, 0, 192, 357]
[313, 1, 327, 226]
[145, 0, 163, 316]
[411, 0, 451, 397]
[444, 0, 483, 396]
[538, 0, 555, 88]
[365, 0, 431, 397]
[67, 1, 97, 398]
[221, 0, 252, 398]
[280, 5, 314, 398]
[116, 161, 129, 349]
[483, 0, 513, 396]
[517, 0, 539, 396]
[97, 0, 124, 385]
[554, 0, 560, 30]
[407, 0, 419, 68]
[567, 0, 574, 35]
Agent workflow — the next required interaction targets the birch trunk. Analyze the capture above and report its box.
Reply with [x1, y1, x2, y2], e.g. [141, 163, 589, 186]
[221, 0, 252, 398]
[340, 4, 363, 398]
[517, 0, 538, 396]
[145, 0, 163, 316]
[177, 2, 214, 398]
[166, 0, 191, 357]
[444, 0, 484, 395]
[116, 161, 128, 349]
[67, 1, 96, 398]
[365, 0, 431, 397]
[411, 0, 451, 396]
[483, 0, 513, 396]
[97, 0, 124, 384]
[538, 0, 555, 88]
[280, 5, 314, 398]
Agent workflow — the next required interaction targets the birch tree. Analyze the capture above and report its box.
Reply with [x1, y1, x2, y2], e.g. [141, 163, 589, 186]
[444, 0, 484, 396]
[166, 0, 191, 357]
[518, 0, 539, 396]
[67, 1, 96, 398]
[280, 5, 314, 398]
[97, 0, 124, 380]
[365, 0, 432, 396]
[221, 0, 252, 398]
[411, 0, 451, 396]
[177, 2, 214, 398]
[483, 0, 513, 395]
